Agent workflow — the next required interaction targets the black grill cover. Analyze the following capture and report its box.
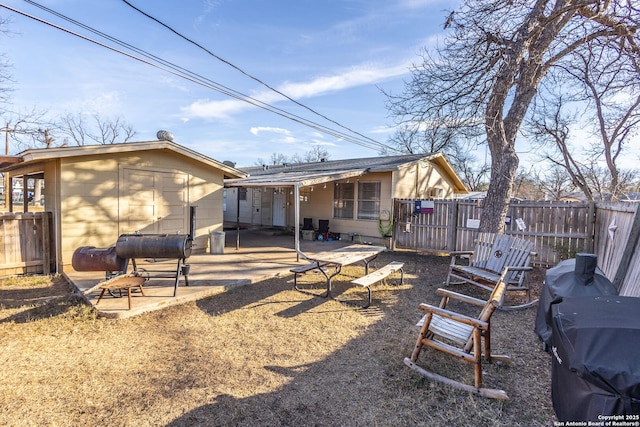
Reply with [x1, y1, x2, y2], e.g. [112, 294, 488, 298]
[535, 253, 617, 349]
[551, 296, 640, 422]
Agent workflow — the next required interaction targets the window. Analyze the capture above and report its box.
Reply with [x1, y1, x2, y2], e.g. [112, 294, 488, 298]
[223, 189, 227, 212]
[333, 182, 354, 218]
[358, 182, 381, 220]
[429, 187, 444, 199]
[238, 188, 247, 201]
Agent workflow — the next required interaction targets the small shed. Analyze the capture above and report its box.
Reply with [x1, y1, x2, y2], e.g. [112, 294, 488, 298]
[0, 140, 245, 272]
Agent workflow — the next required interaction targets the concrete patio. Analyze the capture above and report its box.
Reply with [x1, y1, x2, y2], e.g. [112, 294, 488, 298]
[64, 229, 360, 319]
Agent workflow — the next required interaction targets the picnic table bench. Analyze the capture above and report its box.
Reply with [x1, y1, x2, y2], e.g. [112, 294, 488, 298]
[290, 245, 405, 308]
[350, 261, 404, 308]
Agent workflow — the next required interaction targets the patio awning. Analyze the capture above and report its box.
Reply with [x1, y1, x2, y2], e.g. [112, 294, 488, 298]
[224, 169, 367, 188]
[224, 169, 367, 260]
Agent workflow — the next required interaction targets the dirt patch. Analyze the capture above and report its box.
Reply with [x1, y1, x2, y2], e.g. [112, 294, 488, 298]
[0, 252, 555, 426]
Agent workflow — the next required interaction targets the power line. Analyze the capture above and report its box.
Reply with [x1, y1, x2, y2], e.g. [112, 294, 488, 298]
[4, 1, 402, 154]
[119, 0, 399, 154]
[5, 2, 385, 151]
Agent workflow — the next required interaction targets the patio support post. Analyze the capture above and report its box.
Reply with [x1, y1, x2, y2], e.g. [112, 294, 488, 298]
[294, 183, 301, 262]
[236, 187, 241, 250]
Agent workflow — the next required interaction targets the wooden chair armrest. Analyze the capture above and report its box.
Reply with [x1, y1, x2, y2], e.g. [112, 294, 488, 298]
[502, 266, 533, 272]
[418, 303, 489, 330]
[448, 251, 474, 265]
[449, 251, 474, 257]
[435, 288, 487, 307]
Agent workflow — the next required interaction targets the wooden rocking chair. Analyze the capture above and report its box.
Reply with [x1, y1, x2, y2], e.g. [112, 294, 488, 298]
[404, 271, 511, 400]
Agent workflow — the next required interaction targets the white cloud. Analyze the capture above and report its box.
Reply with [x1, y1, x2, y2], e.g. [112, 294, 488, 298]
[57, 90, 122, 117]
[181, 97, 249, 120]
[250, 126, 299, 144]
[370, 125, 396, 134]
[180, 61, 412, 120]
[399, 0, 452, 9]
[250, 127, 292, 137]
[278, 63, 408, 99]
[310, 139, 338, 147]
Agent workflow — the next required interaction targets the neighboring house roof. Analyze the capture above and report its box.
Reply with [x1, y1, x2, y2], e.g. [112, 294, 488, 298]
[0, 155, 23, 171]
[621, 192, 640, 202]
[0, 140, 247, 178]
[456, 191, 487, 200]
[227, 153, 468, 193]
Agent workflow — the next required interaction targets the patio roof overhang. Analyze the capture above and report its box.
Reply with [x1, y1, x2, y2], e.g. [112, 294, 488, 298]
[224, 169, 367, 188]
[224, 169, 368, 261]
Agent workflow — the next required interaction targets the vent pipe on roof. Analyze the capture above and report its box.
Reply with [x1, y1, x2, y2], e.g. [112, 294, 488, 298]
[156, 130, 174, 141]
[320, 158, 326, 162]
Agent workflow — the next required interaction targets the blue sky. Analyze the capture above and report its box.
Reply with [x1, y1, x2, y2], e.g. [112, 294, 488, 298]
[1, 0, 453, 167]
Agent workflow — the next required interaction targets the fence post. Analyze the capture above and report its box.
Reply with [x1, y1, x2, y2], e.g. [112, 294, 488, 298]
[586, 202, 596, 253]
[448, 199, 458, 252]
[391, 199, 398, 251]
[42, 212, 51, 275]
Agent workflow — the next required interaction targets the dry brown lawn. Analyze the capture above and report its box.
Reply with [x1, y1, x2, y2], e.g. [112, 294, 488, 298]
[0, 252, 555, 426]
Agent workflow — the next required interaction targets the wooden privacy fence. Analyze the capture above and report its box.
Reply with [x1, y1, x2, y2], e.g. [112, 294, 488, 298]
[393, 198, 640, 296]
[0, 212, 54, 276]
[593, 203, 640, 297]
[393, 199, 593, 266]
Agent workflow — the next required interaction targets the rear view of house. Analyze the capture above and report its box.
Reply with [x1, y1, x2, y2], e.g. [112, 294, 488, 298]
[224, 153, 467, 244]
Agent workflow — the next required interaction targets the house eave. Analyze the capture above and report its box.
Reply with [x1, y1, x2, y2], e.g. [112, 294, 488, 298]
[225, 170, 367, 188]
[2, 141, 246, 178]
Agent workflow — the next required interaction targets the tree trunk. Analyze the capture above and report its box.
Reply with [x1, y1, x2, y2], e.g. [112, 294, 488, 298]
[480, 137, 519, 234]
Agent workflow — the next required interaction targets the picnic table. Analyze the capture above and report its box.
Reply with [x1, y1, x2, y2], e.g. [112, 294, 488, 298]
[291, 244, 386, 299]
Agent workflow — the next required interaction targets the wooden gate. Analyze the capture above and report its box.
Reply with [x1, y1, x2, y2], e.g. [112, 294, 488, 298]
[0, 212, 54, 276]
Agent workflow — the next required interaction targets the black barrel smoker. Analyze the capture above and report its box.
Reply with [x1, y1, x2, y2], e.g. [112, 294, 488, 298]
[71, 245, 128, 275]
[72, 207, 196, 297]
[115, 232, 192, 297]
[551, 296, 640, 422]
[534, 253, 617, 351]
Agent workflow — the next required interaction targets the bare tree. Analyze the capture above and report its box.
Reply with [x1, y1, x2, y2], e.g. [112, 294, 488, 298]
[4, 111, 136, 151]
[527, 93, 597, 200]
[0, 17, 12, 110]
[255, 147, 331, 166]
[446, 141, 490, 191]
[3, 109, 57, 152]
[59, 113, 136, 145]
[388, 1, 640, 232]
[302, 146, 330, 163]
[528, 42, 640, 201]
[533, 165, 577, 201]
[569, 47, 640, 200]
[583, 162, 639, 200]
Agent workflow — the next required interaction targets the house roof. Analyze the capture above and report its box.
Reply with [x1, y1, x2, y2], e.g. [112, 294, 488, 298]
[226, 153, 468, 193]
[0, 140, 247, 178]
[0, 155, 22, 170]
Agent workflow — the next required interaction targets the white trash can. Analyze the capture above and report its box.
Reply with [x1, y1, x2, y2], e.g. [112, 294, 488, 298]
[209, 231, 225, 254]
